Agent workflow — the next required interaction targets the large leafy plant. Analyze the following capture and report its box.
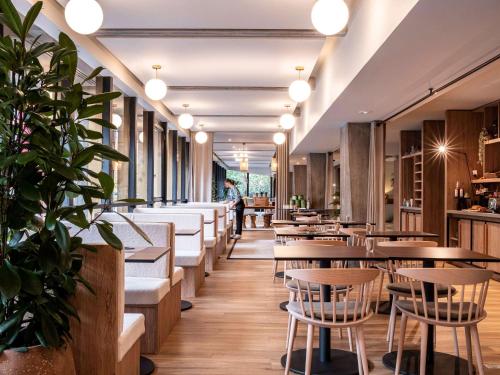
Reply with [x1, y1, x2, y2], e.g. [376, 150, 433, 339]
[0, 0, 143, 351]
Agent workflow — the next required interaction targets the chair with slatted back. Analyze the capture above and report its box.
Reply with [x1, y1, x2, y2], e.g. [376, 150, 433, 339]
[342, 228, 366, 246]
[285, 268, 379, 375]
[376, 240, 457, 353]
[394, 268, 493, 375]
[272, 224, 295, 281]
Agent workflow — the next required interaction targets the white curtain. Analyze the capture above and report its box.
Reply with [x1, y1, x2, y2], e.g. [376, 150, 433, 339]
[189, 132, 213, 202]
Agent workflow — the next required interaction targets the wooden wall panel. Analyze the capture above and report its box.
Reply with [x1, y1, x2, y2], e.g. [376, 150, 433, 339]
[293, 165, 307, 196]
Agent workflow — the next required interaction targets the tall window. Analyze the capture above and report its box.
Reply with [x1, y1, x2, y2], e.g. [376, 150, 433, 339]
[226, 170, 247, 197]
[248, 173, 271, 197]
[153, 125, 163, 199]
[136, 115, 147, 200]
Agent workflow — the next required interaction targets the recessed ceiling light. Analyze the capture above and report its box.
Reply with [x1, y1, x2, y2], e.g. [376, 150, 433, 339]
[358, 110, 370, 115]
[228, 138, 232, 142]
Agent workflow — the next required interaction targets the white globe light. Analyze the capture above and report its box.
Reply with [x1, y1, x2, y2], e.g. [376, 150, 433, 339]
[145, 78, 167, 101]
[311, 0, 349, 36]
[112, 113, 122, 129]
[64, 0, 103, 35]
[138, 131, 144, 143]
[280, 113, 296, 130]
[289, 79, 311, 103]
[195, 131, 208, 144]
[273, 132, 286, 145]
[178, 113, 194, 130]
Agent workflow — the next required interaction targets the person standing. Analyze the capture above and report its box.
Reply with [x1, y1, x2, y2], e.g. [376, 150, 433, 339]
[225, 178, 245, 240]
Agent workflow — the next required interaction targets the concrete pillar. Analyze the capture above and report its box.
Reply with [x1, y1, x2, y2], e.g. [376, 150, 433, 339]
[306, 153, 327, 209]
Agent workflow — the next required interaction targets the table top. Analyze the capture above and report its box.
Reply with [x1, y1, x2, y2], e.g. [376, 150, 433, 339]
[175, 228, 201, 236]
[354, 230, 439, 239]
[273, 244, 500, 263]
[245, 205, 275, 210]
[274, 227, 351, 238]
[272, 219, 368, 226]
[274, 245, 387, 261]
[125, 246, 170, 263]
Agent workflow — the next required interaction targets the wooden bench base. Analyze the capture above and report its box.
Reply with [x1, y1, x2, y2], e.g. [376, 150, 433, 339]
[181, 255, 206, 298]
[125, 286, 176, 354]
[116, 339, 141, 375]
[205, 246, 216, 272]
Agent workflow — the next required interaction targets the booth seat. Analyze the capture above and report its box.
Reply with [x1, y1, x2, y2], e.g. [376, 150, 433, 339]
[73, 222, 179, 354]
[135, 207, 219, 272]
[101, 212, 206, 298]
[179, 203, 230, 255]
[70, 244, 144, 375]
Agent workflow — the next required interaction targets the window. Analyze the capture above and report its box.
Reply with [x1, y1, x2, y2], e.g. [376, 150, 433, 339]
[248, 173, 271, 197]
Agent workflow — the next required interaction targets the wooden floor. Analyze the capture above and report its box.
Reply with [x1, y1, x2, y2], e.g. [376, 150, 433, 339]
[148, 231, 500, 374]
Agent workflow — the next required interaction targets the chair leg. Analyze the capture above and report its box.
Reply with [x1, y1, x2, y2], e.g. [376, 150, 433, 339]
[470, 325, 485, 375]
[348, 327, 354, 352]
[465, 326, 474, 375]
[354, 328, 363, 375]
[395, 313, 408, 375]
[285, 291, 295, 349]
[388, 298, 398, 352]
[305, 324, 315, 375]
[285, 316, 298, 375]
[272, 261, 278, 282]
[419, 322, 428, 375]
[375, 271, 385, 314]
[452, 327, 459, 357]
[357, 326, 369, 375]
[387, 296, 395, 342]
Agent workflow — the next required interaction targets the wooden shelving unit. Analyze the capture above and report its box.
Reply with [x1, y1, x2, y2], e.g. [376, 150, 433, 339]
[472, 178, 500, 184]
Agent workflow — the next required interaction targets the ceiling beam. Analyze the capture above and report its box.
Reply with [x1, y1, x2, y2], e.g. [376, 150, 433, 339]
[95, 28, 345, 39]
[197, 114, 279, 118]
[170, 85, 288, 92]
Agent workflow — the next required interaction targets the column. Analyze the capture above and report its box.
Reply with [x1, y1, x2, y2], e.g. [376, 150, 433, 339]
[275, 134, 289, 219]
[143, 111, 155, 207]
[306, 154, 327, 209]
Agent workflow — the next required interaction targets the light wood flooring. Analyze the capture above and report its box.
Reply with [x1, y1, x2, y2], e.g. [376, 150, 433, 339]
[148, 231, 500, 374]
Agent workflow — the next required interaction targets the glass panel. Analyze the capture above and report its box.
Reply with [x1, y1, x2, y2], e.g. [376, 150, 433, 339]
[136, 115, 147, 200]
[112, 97, 129, 202]
[153, 126, 163, 198]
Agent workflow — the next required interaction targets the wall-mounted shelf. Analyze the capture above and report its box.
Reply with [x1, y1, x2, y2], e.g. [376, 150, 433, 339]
[472, 178, 500, 184]
[401, 152, 422, 159]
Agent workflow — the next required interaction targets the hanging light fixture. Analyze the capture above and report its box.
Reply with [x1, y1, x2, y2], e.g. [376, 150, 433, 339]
[112, 113, 122, 129]
[273, 128, 287, 145]
[65, 0, 103, 35]
[195, 124, 208, 144]
[240, 158, 249, 172]
[145, 65, 168, 101]
[178, 104, 194, 130]
[280, 104, 296, 130]
[289, 66, 311, 103]
[311, 0, 349, 36]
[138, 131, 144, 143]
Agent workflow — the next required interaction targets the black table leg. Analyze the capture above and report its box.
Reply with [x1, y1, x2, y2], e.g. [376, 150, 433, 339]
[181, 300, 193, 311]
[140, 356, 155, 375]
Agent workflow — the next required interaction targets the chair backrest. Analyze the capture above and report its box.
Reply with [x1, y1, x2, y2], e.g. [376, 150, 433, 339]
[295, 216, 317, 222]
[342, 228, 366, 246]
[181, 203, 227, 232]
[397, 268, 493, 324]
[135, 207, 217, 240]
[287, 268, 379, 324]
[70, 245, 123, 375]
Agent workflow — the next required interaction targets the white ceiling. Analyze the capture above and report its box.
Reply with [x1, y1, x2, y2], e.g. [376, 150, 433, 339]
[292, 0, 500, 155]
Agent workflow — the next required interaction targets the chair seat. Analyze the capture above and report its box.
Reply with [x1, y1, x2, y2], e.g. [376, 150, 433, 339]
[118, 313, 145, 361]
[286, 280, 348, 293]
[287, 301, 366, 322]
[387, 282, 455, 296]
[173, 266, 184, 285]
[125, 277, 170, 305]
[175, 249, 205, 267]
[396, 300, 480, 321]
[205, 237, 217, 248]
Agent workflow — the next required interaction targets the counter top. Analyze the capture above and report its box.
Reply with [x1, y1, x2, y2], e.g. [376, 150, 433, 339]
[400, 206, 422, 213]
[447, 210, 500, 223]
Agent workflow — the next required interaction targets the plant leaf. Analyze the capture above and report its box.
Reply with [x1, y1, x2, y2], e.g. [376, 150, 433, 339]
[0, 261, 21, 299]
[116, 212, 152, 245]
[96, 223, 122, 249]
[0, 0, 23, 37]
[55, 221, 70, 252]
[21, 1, 42, 39]
[97, 172, 114, 198]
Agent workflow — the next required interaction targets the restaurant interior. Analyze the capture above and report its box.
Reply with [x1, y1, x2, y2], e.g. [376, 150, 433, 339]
[1, 0, 500, 374]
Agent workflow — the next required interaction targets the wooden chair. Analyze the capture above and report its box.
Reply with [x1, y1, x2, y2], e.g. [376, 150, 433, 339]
[394, 268, 493, 375]
[272, 224, 295, 282]
[285, 268, 379, 375]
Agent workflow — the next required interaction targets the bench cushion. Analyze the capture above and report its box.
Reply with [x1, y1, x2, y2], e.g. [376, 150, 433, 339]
[205, 237, 217, 248]
[175, 249, 205, 267]
[118, 313, 145, 361]
[173, 267, 184, 286]
[125, 277, 170, 305]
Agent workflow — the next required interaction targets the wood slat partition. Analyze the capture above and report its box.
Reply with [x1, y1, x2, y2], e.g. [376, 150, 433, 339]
[275, 133, 289, 219]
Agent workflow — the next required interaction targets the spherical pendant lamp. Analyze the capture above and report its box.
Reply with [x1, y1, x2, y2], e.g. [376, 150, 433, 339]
[311, 0, 349, 36]
[273, 131, 286, 145]
[145, 65, 168, 101]
[178, 104, 194, 130]
[195, 124, 208, 144]
[280, 105, 296, 130]
[112, 113, 122, 129]
[289, 66, 311, 103]
[65, 0, 103, 35]
[138, 131, 144, 143]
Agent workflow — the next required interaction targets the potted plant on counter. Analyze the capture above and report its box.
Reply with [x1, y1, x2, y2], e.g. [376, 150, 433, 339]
[0, 1, 144, 372]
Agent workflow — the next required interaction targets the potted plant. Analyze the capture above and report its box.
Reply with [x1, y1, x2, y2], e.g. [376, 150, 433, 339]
[0, 1, 146, 373]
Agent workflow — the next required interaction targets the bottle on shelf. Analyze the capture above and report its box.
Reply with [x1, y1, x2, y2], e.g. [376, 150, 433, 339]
[454, 181, 460, 198]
